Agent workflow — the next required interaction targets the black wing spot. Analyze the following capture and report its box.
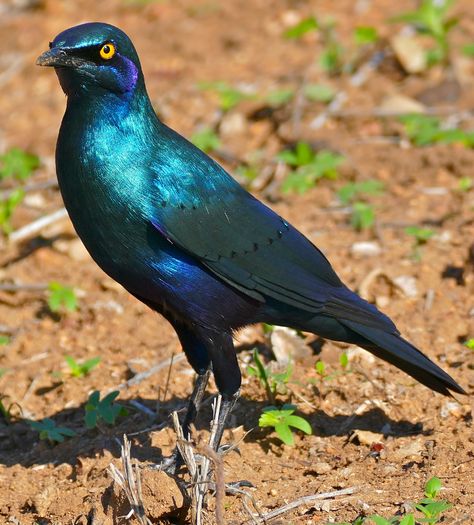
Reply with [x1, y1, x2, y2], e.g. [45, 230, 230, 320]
[268, 237, 274, 245]
[230, 250, 237, 258]
[179, 203, 186, 210]
[253, 243, 259, 251]
[192, 205, 197, 210]
[161, 201, 167, 207]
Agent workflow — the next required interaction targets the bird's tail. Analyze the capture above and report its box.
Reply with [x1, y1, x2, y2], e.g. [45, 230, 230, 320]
[340, 319, 466, 397]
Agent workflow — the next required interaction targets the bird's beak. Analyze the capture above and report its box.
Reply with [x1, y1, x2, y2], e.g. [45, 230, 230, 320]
[36, 47, 83, 68]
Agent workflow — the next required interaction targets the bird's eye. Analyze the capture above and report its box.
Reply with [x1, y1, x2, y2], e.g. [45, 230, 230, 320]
[99, 43, 116, 60]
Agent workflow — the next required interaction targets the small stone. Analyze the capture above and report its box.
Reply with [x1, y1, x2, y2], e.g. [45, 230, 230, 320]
[351, 241, 382, 258]
[440, 400, 463, 419]
[219, 112, 247, 138]
[378, 94, 425, 114]
[270, 325, 311, 364]
[391, 34, 428, 73]
[393, 275, 418, 298]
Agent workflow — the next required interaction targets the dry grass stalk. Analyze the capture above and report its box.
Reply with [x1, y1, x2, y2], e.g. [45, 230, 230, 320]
[108, 434, 152, 525]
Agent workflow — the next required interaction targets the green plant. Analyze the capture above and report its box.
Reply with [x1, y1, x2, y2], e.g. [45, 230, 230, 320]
[462, 43, 474, 56]
[0, 188, 25, 234]
[465, 338, 474, 350]
[65, 355, 100, 378]
[392, 0, 458, 65]
[318, 19, 344, 74]
[259, 404, 312, 445]
[278, 143, 344, 194]
[265, 88, 294, 106]
[0, 396, 20, 424]
[283, 16, 318, 39]
[247, 348, 293, 401]
[191, 127, 221, 153]
[405, 226, 435, 243]
[47, 282, 78, 313]
[85, 390, 128, 429]
[337, 180, 385, 205]
[354, 26, 379, 46]
[400, 114, 474, 147]
[198, 81, 253, 111]
[28, 418, 76, 443]
[0, 335, 10, 345]
[303, 84, 335, 103]
[0, 147, 39, 182]
[458, 177, 472, 192]
[351, 202, 375, 230]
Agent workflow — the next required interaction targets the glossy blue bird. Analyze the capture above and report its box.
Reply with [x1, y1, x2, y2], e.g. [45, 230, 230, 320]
[37, 22, 464, 465]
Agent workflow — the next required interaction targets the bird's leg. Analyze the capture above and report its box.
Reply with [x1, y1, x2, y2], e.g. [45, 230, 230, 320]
[159, 368, 211, 474]
[182, 367, 211, 439]
[209, 390, 240, 452]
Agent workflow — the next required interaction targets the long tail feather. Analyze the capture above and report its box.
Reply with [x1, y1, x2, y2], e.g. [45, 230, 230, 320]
[340, 320, 466, 396]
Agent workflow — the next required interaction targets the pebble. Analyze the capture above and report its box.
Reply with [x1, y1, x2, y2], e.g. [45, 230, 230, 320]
[393, 275, 418, 298]
[312, 461, 332, 475]
[219, 112, 247, 137]
[350, 241, 381, 257]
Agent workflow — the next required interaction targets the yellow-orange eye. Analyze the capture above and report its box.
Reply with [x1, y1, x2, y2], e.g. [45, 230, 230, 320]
[99, 43, 115, 60]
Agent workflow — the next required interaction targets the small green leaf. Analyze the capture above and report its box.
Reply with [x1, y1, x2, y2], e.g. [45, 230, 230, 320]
[265, 89, 294, 106]
[303, 84, 335, 103]
[284, 16, 318, 39]
[458, 177, 472, 192]
[405, 226, 435, 243]
[315, 360, 326, 376]
[339, 352, 349, 369]
[462, 43, 474, 56]
[425, 476, 442, 499]
[351, 202, 375, 230]
[285, 414, 312, 435]
[274, 422, 294, 445]
[47, 282, 78, 313]
[0, 148, 39, 181]
[0, 335, 10, 345]
[0, 188, 25, 234]
[399, 514, 415, 525]
[465, 338, 474, 350]
[191, 127, 221, 153]
[354, 26, 378, 45]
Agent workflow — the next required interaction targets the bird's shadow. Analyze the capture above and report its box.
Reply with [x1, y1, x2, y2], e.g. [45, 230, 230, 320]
[0, 391, 428, 469]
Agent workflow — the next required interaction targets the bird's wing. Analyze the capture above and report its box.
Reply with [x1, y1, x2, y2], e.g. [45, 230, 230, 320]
[149, 145, 395, 330]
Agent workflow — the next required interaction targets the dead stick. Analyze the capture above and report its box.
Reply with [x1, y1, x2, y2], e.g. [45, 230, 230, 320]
[9, 207, 68, 244]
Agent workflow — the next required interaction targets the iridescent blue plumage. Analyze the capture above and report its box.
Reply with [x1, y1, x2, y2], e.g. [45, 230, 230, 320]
[37, 23, 464, 455]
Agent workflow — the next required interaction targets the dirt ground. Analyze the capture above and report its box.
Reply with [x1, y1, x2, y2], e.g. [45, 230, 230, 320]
[0, 0, 473, 523]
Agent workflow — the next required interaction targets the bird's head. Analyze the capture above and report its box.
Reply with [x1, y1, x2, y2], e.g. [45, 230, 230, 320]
[37, 23, 143, 98]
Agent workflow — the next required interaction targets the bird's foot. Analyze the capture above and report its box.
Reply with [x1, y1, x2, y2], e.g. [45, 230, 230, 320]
[148, 450, 183, 476]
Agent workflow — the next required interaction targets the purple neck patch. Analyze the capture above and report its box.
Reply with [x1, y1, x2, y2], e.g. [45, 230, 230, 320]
[120, 54, 139, 93]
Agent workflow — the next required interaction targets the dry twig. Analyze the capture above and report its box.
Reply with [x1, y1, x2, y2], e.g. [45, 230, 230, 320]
[108, 435, 152, 525]
[9, 207, 68, 244]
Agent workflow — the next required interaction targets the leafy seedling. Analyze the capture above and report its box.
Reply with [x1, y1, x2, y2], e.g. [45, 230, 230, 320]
[265, 88, 294, 107]
[354, 26, 379, 46]
[337, 180, 385, 205]
[28, 418, 76, 443]
[0, 188, 25, 234]
[65, 355, 101, 378]
[278, 143, 344, 194]
[0, 395, 21, 424]
[391, 0, 458, 66]
[47, 282, 78, 313]
[318, 19, 344, 75]
[0, 147, 39, 182]
[198, 81, 254, 111]
[458, 177, 472, 192]
[85, 390, 128, 429]
[464, 338, 474, 350]
[405, 225, 435, 260]
[415, 476, 452, 524]
[351, 202, 375, 231]
[399, 114, 474, 147]
[191, 127, 221, 153]
[283, 16, 318, 39]
[247, 348, 293, 402]
[259, 404, 312, 446]
[303, 84, 335, 103]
